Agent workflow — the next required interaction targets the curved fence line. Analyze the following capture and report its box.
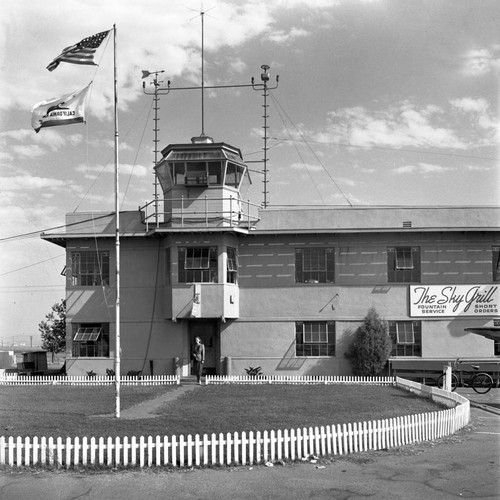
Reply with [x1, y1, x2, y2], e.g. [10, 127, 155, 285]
[0, 377, 470, 469]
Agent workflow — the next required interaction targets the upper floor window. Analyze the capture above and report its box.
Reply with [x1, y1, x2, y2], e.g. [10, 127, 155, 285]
[387, 247, 420, 283]
[388, 320, 421, 357]
[227, 247, 238, 284]
[495, 340, 500, 356]
[295, 248, 335, 283]
[178, 247, 218, 283]
[71, 251, 109, 286]
[493, 247, 500, 282]
[72, 323, 109, 358]
[295, 321, 336, 357]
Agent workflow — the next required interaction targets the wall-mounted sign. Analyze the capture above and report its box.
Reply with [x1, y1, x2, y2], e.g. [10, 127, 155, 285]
[409, 285, 499, 317]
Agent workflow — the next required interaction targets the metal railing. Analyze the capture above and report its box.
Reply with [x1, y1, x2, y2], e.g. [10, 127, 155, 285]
[139, 195, 261, 231]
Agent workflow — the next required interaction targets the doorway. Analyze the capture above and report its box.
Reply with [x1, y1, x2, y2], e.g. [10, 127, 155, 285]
[189, 319, 219, 375]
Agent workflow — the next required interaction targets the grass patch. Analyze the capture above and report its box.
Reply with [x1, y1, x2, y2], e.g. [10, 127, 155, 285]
[0, 384, 445, 439]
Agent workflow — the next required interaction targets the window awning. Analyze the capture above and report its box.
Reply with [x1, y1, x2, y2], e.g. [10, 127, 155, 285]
[464, 327, 500, 341]
[73, 327, 102, 341]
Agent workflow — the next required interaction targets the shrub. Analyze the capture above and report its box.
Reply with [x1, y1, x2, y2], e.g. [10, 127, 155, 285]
[245, 366, 263, 377]
[345, 307, 392, 376]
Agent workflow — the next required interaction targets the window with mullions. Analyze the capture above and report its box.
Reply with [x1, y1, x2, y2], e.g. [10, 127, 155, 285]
[178, 247, 218, 283]
[387, 247, 420, 283]
[295, 248, 335, 283]
[388, 321, 421, 356]
[493, 247, 500, 282]
[227, 247, 238, 284]
[72, 323, 109, 358]
[71, 251, 109, 286]
[495, 340, 500, 356]
[295, 322, 336, 357]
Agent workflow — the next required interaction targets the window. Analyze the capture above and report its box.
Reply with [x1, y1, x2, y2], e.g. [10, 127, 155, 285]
[388, 321, 421, 356]
[224, 162, 244, 188]
[169, 162, 185, 185]
[493, 247, 500, 282]
[185, 162, 208, 186]
[227, 247, 238, 284]
[387, 247, 420, 283]
[396, 322, 414, 344]
[295, 322, 336, 357]
[295, 248, 335, 283]
[165, 248, 171, 285]
[495, 340, 500, 356]
[208, 162, 222, 185]
[71, 251, 109, 286]
[72, 323, 109, 357]
[178, 247, 218, 283]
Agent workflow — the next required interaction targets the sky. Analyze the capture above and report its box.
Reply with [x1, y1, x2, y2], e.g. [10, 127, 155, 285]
[1, 0, 499, 345]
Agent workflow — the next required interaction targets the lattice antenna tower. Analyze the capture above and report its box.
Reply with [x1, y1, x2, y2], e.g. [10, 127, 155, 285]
[142, 70, 166, 224]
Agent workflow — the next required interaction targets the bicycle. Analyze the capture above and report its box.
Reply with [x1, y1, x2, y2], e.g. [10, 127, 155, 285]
[437, 358, 493, 394]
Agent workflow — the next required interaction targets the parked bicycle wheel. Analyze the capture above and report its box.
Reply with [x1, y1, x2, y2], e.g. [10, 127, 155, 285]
[471, 372, 493, 394]
[437, 373, 458, 391]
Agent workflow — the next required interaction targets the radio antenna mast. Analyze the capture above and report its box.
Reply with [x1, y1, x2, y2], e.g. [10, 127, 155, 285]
[141, 8, 279, 210]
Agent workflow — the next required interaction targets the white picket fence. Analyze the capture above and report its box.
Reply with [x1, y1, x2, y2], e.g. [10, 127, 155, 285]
[0, 375, 180, 386]
[206, 374, 395, 385]
[0, 377, 470, 469]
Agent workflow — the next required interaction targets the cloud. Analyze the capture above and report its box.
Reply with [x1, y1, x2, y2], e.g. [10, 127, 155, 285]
[10, 144, 47, 158]
[315, 99, 497, 151]
[289, 161, 324, 172]
[450, 97, 489, 114]
[0, 128, 84, 161]
[267, 27, 309, 44]
[1, 175, 68, 190]
[461, 47, 500, 76]
[450, 97, 497, 132]
[392, 162, 452, 175]
[75, 162, 149, 178]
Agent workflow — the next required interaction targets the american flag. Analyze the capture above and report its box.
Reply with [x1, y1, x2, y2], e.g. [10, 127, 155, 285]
[47, 30, 110, 72]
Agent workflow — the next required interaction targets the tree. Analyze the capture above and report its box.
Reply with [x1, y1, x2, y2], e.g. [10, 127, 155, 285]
[345, 307, 392, 376]
[39, 299, 66, 362]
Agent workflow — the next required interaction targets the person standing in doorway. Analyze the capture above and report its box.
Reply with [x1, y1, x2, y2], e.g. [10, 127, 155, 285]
[191, 336, 205, 385]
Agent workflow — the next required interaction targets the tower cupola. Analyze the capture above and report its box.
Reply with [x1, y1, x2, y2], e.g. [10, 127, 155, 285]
[154, 139, 254, 227]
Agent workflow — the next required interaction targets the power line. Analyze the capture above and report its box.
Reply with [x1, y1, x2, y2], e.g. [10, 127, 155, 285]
[0, 213, 114, 243]
[0, 255, 65, 277]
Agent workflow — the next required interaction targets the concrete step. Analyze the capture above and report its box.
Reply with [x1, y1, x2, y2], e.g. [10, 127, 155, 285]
[181, 376, 203, 385]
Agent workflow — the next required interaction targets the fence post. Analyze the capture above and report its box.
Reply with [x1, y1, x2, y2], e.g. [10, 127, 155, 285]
[225, 357, 232, 376]
[174, 357, 181, 377]
[443, 363, 452, 391]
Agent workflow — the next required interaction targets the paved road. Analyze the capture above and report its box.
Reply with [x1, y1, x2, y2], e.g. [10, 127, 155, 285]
[1, 405, 498, 500]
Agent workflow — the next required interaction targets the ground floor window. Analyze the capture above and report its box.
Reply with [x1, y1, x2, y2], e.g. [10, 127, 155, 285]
[72, 323, 109, 357]
[295, 321, 336, 357]
[388, 320, 421, 356]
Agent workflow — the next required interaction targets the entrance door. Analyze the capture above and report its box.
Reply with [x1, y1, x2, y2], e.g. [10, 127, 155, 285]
[189, 320, 218, 375]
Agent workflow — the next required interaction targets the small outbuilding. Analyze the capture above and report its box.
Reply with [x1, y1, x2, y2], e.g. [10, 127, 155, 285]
[17, 351, 48, 374]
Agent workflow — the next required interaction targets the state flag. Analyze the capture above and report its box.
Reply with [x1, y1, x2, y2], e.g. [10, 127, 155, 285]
[31, 84, 91, 133]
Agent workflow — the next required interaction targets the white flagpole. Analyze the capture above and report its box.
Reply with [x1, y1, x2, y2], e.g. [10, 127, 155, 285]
[113, 24, 121, 418]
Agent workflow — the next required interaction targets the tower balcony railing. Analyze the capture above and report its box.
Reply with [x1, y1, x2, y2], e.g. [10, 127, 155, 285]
[139, 195, 260, 231]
